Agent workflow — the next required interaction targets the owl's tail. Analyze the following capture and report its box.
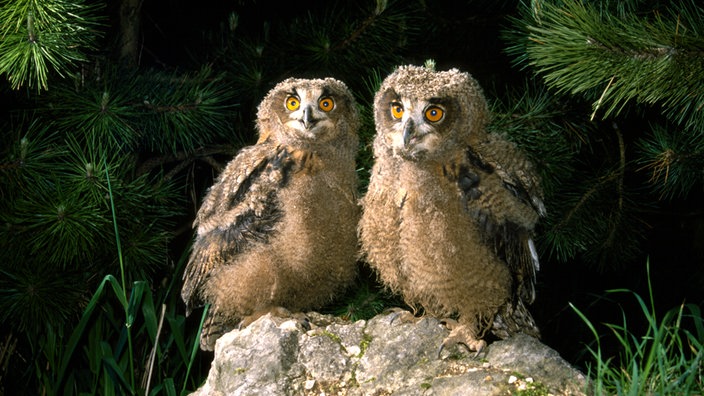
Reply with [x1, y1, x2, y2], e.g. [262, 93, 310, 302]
[491, 299, 541, 340]
[200, 311, 236, 351]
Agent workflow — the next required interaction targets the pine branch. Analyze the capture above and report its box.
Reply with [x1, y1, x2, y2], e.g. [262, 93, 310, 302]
[0, 0, 104, 91]
[136, 67, 239, 153]
[0, 261, 87, 334]
[487, 81, 652, 267]
[45, 65, 238, 154]
[135, 144, 240, 177]
[506, 0, 704, 130]
[488, 80, 589, 196]
[214, 0, 419, 106]
[636, 123, 704, 199]
[540, 163, 647, 268]
[331, 2, 381, 52]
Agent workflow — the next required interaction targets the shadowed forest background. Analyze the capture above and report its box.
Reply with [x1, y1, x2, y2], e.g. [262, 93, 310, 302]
[1, 0, 702, 394]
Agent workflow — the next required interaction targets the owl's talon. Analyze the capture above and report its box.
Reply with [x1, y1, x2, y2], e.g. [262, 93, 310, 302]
[383, 307, 416, 325]
[438, 320, 486, 359]
[238, 313, 258, 329]
[289, 311, 312, 331]
[239, 306, 298, 329]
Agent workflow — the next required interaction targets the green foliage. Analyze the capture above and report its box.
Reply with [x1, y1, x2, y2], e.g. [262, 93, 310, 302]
[212, 0, 419, 91]
[324, 272, 400, 322]
[34, 273, 208, 395]
[636, 123, 704, 199]
[506, 0, 704, 130]
[0, 262, 86, 333]
[571, 261, 704, 394]
[0, 164, 210, 394]
[487, 79, 651, 267]
[488, 81, 583, 197]
[0, 59, 239, 394]
[0, 122, 177, 281]
[501, 0, 704, 266]
[0, 0, 104, 91]
[45, 65, 238, 154]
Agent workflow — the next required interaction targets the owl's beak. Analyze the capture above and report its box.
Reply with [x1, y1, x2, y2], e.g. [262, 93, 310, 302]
[402, 119, 415, 147]
[301, 106, 317, 130]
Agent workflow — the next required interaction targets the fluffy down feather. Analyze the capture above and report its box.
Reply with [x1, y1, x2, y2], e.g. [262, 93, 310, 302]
[359, 65, 544, 352]
[183, 77, 361, 350]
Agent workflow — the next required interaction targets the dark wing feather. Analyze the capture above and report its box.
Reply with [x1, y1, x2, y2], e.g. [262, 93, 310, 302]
[181, 144, 293, 314]
[459, 145, 544, 304]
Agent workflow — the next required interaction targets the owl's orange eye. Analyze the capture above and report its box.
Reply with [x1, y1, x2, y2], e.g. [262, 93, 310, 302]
[424, 106, 444, 122]
[319, 97, 335, 112]
[390, 102, 404, 119]
[286, 96, 300, 111]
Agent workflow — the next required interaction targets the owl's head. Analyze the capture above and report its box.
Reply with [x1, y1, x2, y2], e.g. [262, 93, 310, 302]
[256, 77, 360, 149]
[373, 65, 489, 160]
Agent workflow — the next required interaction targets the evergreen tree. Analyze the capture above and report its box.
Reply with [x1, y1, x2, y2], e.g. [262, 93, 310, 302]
[507, 0, 704, 193]
[502, 0, 704, 364]
[0, 0, 238, 392]
[504, 0, 704, 267]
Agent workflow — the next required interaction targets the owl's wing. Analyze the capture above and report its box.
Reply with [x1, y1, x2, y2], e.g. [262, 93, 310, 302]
[460, 141, 545, 305]
[181, 144, 291, 314]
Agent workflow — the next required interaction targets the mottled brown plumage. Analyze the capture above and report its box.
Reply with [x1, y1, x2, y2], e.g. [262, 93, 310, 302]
[359, 65, 545, 352]
[182, 77, 361, 350]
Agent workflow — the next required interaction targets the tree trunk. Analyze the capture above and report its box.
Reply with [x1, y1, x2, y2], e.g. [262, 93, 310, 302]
[119, 0, 143, 67]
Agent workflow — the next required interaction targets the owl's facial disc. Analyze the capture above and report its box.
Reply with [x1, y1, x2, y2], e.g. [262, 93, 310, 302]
[388, 98, 444, 159]
[284, 88, 336, 138]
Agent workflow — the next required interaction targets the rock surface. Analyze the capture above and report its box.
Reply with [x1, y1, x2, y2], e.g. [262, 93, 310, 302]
[190, 311, 590, 395]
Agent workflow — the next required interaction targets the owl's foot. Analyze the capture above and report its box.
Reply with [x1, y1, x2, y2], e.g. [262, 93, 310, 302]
[383, 307, 417, 324]
[239, 306, 311, 330]
[438, 318, 486, 358]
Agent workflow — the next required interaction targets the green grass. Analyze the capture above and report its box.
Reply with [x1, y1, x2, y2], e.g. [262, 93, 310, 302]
[24, 163, 210, 396]
[571, 261, 704, 395]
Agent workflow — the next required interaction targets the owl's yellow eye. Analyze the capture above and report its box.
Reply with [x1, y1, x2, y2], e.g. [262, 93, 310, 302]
[319, 97, 335, 112]
[424, 106, 444, 122]
[286, 96, 300, 111]
[390, 102, 404, 119]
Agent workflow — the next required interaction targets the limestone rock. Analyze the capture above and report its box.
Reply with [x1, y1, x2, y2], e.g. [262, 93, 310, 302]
[190, 312, 589, 395]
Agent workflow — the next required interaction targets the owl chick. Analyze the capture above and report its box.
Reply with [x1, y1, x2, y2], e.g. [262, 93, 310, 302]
[359, 65, 545, 353]
[182, 77, 361, 351]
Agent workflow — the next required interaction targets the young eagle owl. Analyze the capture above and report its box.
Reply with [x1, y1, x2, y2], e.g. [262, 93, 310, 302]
[182, 77, 361, 351]
[359, 65, 545, 352]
